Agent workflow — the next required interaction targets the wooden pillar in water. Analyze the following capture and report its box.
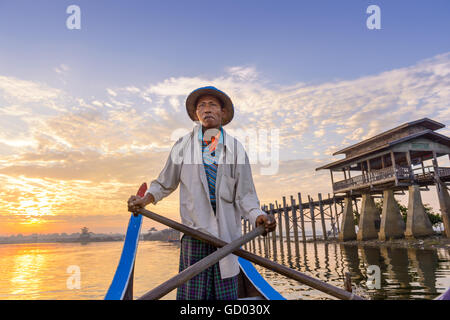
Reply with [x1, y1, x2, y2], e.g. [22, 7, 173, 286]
[290, 196, 300, 256]
[318, 193, 328, 240]
[333, 195, 341, 233]
[283, 196, 292, 256]
[248, 223, 251, 253]
[246, 220, 251, 250]
[328, 193, 337, 237]
[253, 224, 257, 253]
[269, 203, 278, 257]
[243, 220, 248, 250]
[298, 193, 307, 242]
[276, 200, 284, 253]
[308, 195, 317, 241]
[257, 206, 262, 254]
[282, 197, 291, 245]
[263, 205, 269, 256]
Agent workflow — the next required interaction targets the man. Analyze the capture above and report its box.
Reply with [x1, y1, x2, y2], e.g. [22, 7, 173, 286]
[127, 86, 276, 300]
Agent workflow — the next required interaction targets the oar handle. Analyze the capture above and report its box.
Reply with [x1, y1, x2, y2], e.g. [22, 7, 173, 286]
[135, 207, 364, 300]
[138, 225, 265, 300]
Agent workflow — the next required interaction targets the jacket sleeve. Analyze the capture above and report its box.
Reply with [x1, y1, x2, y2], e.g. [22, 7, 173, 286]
[144, 138, 183, 204]
[234, 148, 267, 227]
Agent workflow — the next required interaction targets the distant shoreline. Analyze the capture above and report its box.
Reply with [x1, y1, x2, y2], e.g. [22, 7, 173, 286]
[3, 234, 448, 250]
[0, 238, 182, 245]
[0, 238, 124, 245]
[295, 234, 450, 250]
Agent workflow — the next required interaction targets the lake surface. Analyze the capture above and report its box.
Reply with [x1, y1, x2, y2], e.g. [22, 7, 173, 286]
[0, 240, 449, 300]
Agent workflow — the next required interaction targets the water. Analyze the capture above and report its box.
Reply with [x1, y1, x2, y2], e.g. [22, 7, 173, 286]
[0, 240, 449, 300]
[0, 241, 180, 300]
[252, 241, 450, 300]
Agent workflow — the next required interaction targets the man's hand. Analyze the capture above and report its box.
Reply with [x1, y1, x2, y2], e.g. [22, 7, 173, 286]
[255, 214, 276, 236]
[128, 193, 155, 216]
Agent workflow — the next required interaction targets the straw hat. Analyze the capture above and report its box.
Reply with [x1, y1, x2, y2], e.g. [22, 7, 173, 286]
[185, 86, 234, 126]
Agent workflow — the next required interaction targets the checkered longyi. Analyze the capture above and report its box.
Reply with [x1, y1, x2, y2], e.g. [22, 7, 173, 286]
[176, 234, 239, 300]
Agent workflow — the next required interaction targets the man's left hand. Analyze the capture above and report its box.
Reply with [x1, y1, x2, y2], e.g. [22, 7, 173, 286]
[255, 214, 276, 236]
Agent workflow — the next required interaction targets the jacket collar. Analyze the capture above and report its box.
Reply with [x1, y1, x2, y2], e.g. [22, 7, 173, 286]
[197, 125, 224, 146]
[193, 123, 235, 158]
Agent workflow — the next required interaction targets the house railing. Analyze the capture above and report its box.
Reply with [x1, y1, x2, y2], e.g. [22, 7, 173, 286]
[334, 165, 405, 191]
[333, 165, 450, 192]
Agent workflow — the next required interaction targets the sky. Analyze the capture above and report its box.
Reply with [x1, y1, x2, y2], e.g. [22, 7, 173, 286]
[0, 0, 449, 236]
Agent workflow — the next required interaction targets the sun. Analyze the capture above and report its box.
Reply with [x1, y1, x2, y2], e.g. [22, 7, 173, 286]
[20, 217, 44, 225]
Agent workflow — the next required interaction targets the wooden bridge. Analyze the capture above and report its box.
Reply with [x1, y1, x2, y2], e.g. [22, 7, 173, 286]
[243, 192, 349, 258]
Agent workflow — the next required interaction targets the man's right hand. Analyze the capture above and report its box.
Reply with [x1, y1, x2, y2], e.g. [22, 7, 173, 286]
[127, 193, 155, 216]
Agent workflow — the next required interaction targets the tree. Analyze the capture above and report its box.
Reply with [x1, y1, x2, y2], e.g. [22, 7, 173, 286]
[353, 210, 360, 226]
[424, 204, 443, 227]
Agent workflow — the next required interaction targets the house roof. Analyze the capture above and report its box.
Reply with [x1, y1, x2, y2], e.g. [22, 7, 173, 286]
[332, 118, 445, 156]
[316, 129, 450, 171]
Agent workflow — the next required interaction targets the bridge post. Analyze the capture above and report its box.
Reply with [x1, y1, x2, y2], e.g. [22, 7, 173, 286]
[243, 220, 248, 251]
[283, 196, 292, 257]
[251, 224, 256, 253]
[290, 196, 300, 257]
[338, 196, 357, 241]
[334, 195, 341, 233]
[275, 201, 284, 254]
[270, 203, 278, 257]
[298, 193, 307, 242]
[379, 189, 405, 240]
[436, 179, 450, 238]
[318, 193, 328, 240]
[405, 184, 434, 238]
[433, 157, 450, 238]
[357, 193, 380, 240]
[257, 206, 263, 254]
[263, 205, 269, 257]
[308, 195, 317, 241]
[328, 193, 337, 237]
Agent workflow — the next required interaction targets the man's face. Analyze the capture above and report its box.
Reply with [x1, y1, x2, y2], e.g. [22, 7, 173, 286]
[195, 95, 225, 129]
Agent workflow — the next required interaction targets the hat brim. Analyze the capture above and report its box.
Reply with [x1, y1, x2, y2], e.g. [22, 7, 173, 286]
[185, 87, 234, 126]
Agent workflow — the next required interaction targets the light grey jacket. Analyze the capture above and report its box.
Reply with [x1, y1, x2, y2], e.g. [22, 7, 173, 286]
[145, 123, 267, 279]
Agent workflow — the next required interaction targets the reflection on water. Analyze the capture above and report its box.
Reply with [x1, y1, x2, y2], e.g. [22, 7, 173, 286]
[10, 249, 46, 297]
[254, 241, 450, 300]
[0, 240, 449, 300]
[0, 242, 180, 300]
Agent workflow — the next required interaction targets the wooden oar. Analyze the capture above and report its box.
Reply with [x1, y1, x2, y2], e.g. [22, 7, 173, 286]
[138, 224, 265, 300]
[134, 207, 364, 300]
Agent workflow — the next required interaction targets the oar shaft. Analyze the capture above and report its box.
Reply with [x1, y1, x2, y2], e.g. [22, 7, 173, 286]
[138, 225, 265, 300]
[136, 207, 364, 300]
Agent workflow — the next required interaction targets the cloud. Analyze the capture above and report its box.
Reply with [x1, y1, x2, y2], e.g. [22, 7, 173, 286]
[225, 66, 259, 81]
[0, 51, 449, 233]
[106, 88, 117, 97]
[54, 64, 70, 75]
[0, 75, 62, 105]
